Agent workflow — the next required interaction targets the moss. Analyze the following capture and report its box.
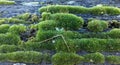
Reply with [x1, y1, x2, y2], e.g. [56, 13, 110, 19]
[0, 33, 21, 45]
[8, 18, 25, 24]
[22, 41, 55, 51]
[0, 45, 19, 53]
[87, 19, 108, 32]
[84, 52, 105, 64]
[108, 28, 120, 38]
[8, 24, 26, 34]
[38, 20, 57, 30]
[39, 5, 120, 15]
[106, 55, 120, 64]
[39, 5, 88, 14]
[0, 24, 10, 33]
[31, 14, 39, 22]
[58, 38, 120, 52]
[42, 12, 51, 21]
[16, 13, 31, 21]
[7, 51, 43, 64]
[0, 1, 15, 5]
[0, 19, 6, 25]
[52, 52, 84, 65]
[52, 13, 84, 30]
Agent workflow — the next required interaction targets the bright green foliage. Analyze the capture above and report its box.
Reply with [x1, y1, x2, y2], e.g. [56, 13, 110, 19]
[8, 18, 25, 24]
[105, 6, 120, 15]
[84, 52, 105, 64]
[0, 53, 7, 62]
[39, 5, 89, 14]
[16, 13, 31, 21]
[0, 19, 6, 24]
[41, 13, 84, 30]
[43, 53, 51, 63]
[87, 19, 108, 32]
[42, 12, 51, 21]
[0, 24, 10, 33]
[89, 5, 120, 15]
[52, 52, 84, 65]
[52, 13, 84, 30]
[36, 30, 81, 41]
[62, 38, 120, 52]
[0, 33, 21, 45]
[74, 38, 105, 52]
[89, 5, 106, 15]
[7, 51, 43, 64]
[29, 24, 38, 30]
[0, 1, 15, 5]
[106, 55, 120, 64]
[36, 30, 59, 41]
[0, 45, 19, 53]
[31, 14, 39, 22]
[38, 20, 57, 30]
[23, 41, 55, 51]
[108, 28, 120, 38]
[39, 5, 120, 15]
[105, 39, 120, 52]
[55, 39, 76, 53]
[8, 24, 26, 34]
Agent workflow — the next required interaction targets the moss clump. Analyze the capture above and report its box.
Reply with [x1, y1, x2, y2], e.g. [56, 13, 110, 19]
[0, 19, 6, 25]
[0, 33, 21, 45]
[0, 45, 19, 53]
[106, 55, 120, 64]
[8, 24, 26, 34]
[108, 28, 120, 38]
[84, 52, 105, 64]
[38, 20, 57, 30]
[7, 51, 43, 64]
[0, 1, 15, 5]
[39, 5, 88, 14]
[0, 24, 10, 33]
[52, 52, 84, 65]
[39, 5, 120, 15]
[16, 13, 31, 21]
[8, 18, 25, 24]
[87, 19, 108, 32]
[42, 13, 84, 30]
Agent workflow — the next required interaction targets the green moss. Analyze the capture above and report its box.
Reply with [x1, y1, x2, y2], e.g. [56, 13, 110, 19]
[22, 41, 55, 51]
[106, 55, 120, 64]
[29, 24, 38, 30]
[31, 14, 39, 22]
[8, 24, 26, 34]
[0, 19, 6, 25]
[16, 13, 31, 21]
[7, 51, 43, 64]
[87, 19, 108, 32]
[52, 52, 84, 65]
[0, 1, 15, 5]
[108, 28, 120, 38]
[8, 18, 25, 24]
[39, 5, 88, 14]
[51, 13, 84, 30]
[84, 52, 105, 64]
[0, 33, 21, 45]
[38, 20, 57, 30]
[0, 45, 19, 53]
[39, 5, 120, 15]
[42, 12, 51, 21]
[57, 38, 120, 52]
[0, 24, 10, 33]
